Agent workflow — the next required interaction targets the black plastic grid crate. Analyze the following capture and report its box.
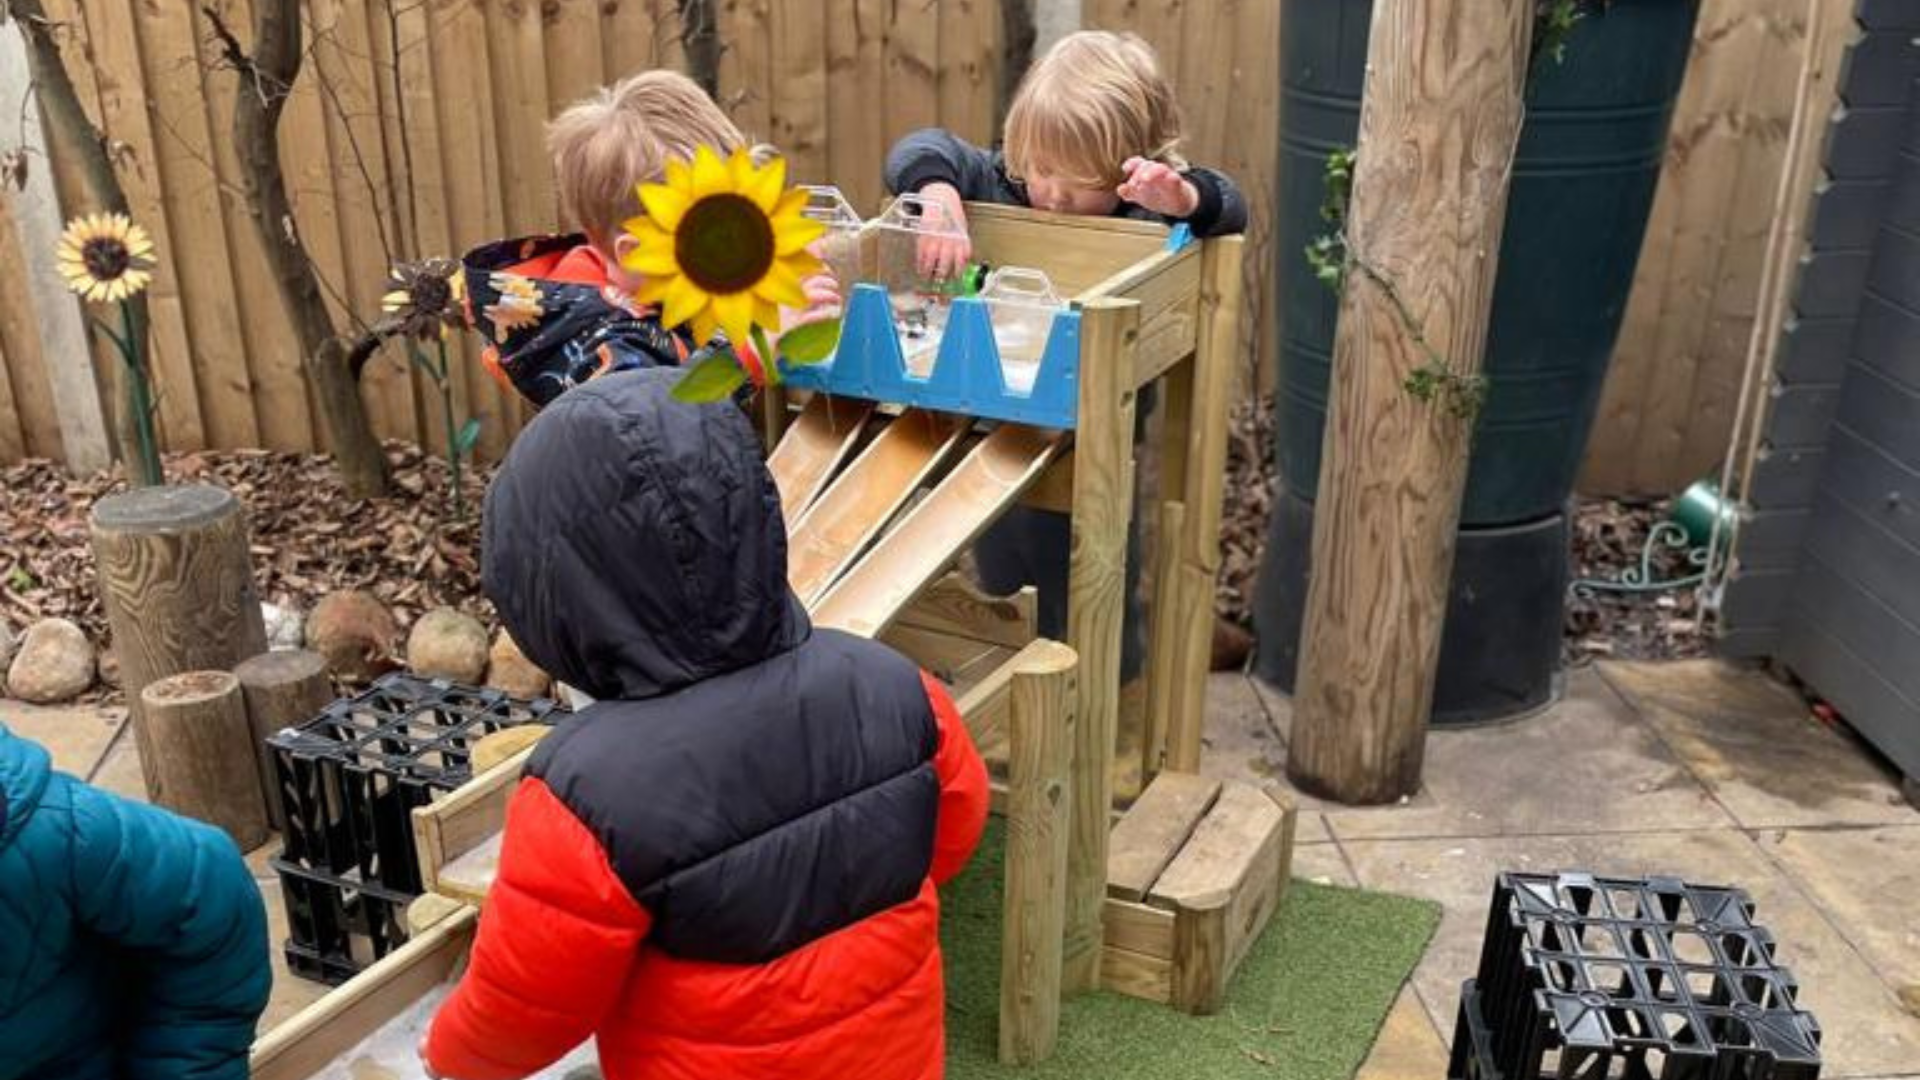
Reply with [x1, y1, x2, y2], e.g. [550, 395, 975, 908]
[1453, 872, 1822, 1080]
[274, 857, 413, 986]
[269, 673, 565, 894]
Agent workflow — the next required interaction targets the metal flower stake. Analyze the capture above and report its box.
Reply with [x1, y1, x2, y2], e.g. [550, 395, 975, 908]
[56, 212, 163, 486]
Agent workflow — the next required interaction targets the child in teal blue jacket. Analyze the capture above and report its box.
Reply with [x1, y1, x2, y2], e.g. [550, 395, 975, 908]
[0, 723, 270, 1080]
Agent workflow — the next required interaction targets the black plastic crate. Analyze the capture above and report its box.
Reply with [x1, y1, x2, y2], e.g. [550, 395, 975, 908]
[268, 673, 564, 894]
[1454, 872, 1823, 1080]
[274, 857, 413, 986]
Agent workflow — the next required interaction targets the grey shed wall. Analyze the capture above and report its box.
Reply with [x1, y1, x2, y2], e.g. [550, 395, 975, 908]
[1719, 0, 1920, 782]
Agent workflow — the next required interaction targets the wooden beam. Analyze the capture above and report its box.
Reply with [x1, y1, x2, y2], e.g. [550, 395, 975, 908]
[1061, 296, 1140, 992]
[0, 22, 111, 473]
[998, 638, 1076, 1065]
[1288, 0, 1530, 804]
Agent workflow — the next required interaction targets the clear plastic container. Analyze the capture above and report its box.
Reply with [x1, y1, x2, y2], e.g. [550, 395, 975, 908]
[873, 194, 973, 377]
[800, 185, 865, 297]
[978, 267, 1065, 395]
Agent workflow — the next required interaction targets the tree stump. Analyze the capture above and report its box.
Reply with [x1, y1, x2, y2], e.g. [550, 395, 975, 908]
[141, 670, 270, 850]
[234, 649, 334, 832]
[90, 484, 268, 801]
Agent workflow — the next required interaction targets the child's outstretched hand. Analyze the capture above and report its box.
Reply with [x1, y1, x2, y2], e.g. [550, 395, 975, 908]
[914, 181, 973, 283]
[1118, 157, 1199, 219]
[781, 274, 843, 331]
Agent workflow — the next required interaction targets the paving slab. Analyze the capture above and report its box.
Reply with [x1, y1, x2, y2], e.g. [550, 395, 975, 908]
[1340, 827, 1920, 1078]
[1760, 825, 1920, 1014]
[0, 700, 125, 778]
[1604, 661, 1913, 829]
[1356, 984, 1451, 1080]
[1244, 669, 1729, 842]
[1202, 672, 1332, 843]
[1291, 841, 1359, 888]
[87, 724, 148, 803]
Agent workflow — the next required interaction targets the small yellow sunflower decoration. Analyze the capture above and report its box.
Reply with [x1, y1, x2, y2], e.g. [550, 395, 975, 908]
[622, 146, 833, 396]
[57, 212, 156, 304]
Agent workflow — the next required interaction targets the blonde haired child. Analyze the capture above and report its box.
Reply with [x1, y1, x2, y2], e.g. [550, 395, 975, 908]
[883, 30, 1248, 682]
[466, 70, 836, 407]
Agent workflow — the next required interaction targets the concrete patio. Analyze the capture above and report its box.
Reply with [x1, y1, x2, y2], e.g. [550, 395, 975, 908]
[5, 657, 1916, 1076]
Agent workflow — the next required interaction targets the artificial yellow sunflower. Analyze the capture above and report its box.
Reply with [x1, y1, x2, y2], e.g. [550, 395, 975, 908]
[56, 212, 157, 304]
[621, 145, 825, 349]
[381, 257, 466, 340]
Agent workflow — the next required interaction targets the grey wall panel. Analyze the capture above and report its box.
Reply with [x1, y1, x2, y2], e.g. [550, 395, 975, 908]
[1765, 382, 1844, 447]
[1748, 444, 1827, 509]
[1779, 617, 1920, 778]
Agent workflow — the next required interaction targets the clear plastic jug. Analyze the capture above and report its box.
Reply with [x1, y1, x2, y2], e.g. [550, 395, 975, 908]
[978, 267, 1065, 395]
[873, 194, 974, 376]
[800, 185, 865, 297]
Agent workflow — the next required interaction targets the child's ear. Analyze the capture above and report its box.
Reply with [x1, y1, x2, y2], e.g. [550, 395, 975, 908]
[611, 232, 639, 266]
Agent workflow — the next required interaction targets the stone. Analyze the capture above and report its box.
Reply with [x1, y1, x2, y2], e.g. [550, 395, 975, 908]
[485, 629, 551, 700]
[0, 620, 15, 673]
[406, 608, 488, 684]
[96, 648, 120, 688]
[6, 618, 96, 703]
[306, 590, 399, 684]
[262, 601, 304, 651]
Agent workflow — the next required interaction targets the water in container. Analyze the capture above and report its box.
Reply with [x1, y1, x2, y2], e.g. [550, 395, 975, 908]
[978, 267, 1065, 395]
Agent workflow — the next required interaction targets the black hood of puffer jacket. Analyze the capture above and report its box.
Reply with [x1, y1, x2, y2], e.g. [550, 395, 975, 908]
[480, 367, 809, 700]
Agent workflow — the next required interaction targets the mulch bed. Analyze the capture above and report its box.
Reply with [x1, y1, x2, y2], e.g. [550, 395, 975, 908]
[2, 444, 498, 698]
[4, 422, 1704, 708]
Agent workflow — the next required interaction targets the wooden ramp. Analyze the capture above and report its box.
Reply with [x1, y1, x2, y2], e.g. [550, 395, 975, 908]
[767, 395, 874, 521]
[812, 423, 1064, 638]
[786, 409, 967, 605]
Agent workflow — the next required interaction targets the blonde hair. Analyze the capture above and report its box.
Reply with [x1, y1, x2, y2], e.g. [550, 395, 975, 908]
[546, 71, 751, 246]
[1004, 30, 1187, 189]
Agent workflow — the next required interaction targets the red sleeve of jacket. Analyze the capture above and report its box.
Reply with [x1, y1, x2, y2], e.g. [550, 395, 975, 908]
[425, 777, 650, 1080]
[921, 671, 989, 886]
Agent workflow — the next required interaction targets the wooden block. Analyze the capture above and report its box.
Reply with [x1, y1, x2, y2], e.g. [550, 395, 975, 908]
[403, 892, 468, 935]
[1153, 781, 1295, 1015]
[412, 743, 535, 899]
[1099, 945, 1173, 1003]
[434, 832, 503, 907]
[891, 573, 1038, 649]
[1106, 771, 1221, 902]
[1103, 897, 1175, 960]
[1150, 781, 1287, 908]
[999, 639, 1076, 1065]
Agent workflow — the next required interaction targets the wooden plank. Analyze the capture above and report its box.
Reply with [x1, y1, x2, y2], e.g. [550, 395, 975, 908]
[0, 201, 63, 460]
[827, 0, 886, 214]
[882, 0, 939, 168]
[0, 324, 25, 463]
[82, 0, 206, 451]
[411, 744, 537, 900]
[1154, 781, 1291, 1014]
[1019, 450, 1076, 514]
[1221, 0, 1281, 396]
[132, 0, 262, 449]
[248, 906, 476, 1080]
[651, 0, 688, 71]
[1142, 499, 1186, 777]
[435, 831, 503, 906]
[0, 23, 109, 470]
[893, 572, 1038, 649]
[602, 0, 663, 77]
[880, 622, 1012, 691]
[1174, 0, 1225, 163]
[968, 203, 1167, 298]
[938, 0, 998, 145]
[998, 638, 1076, 1065]
[1151, 781, 1288, 906]
[280, 27, 355, 455]
[194, 0, 317, 451]
[719, 0, 773, 140]
[544, 0, 607, 120]
[769, 0, 829, 183]
[1099, 945, 1172, 1003]
[1063, 296, 1140, 992]
[768, 394, 874, 521]
[428, 0, 511, 461]
[1083, 241, 1204, 388]
[1102, 897, 1176, 960]
[788, 408, 966, 605]
[1164, 236, 1243, 771]
[1106, 769, 1220, 901]
[813, 422, 1064, 637]
[486, 0, 555, 236]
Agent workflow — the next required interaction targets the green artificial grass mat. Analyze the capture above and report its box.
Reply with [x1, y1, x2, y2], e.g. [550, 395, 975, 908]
[943, 823, 1441, 1080]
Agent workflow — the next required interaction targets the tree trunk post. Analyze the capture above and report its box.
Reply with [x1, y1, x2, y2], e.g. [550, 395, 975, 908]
[1287, 0, 1532, 805]
[89, 484, 269, 801]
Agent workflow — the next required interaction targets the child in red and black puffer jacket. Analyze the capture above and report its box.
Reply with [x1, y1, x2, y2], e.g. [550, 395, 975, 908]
[422, 367, 989, 1080]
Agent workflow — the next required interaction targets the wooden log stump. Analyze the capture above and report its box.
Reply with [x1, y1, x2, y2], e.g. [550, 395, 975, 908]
[142, 670, 270, 850]
[90, 484, 268, 801]
[234, 649, 334, 832]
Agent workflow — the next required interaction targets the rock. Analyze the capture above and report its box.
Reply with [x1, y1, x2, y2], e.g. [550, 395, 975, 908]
[485, 629, 551, 700]
[262, 601, 304, 651]
[1210, 616, 1254, 672]
[406, 608, 489, 684]
[306, 590, 400, 683]
[0, 620, 15, 674]
[6, 618, 96, 703]
[97, 648, 120, 688]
